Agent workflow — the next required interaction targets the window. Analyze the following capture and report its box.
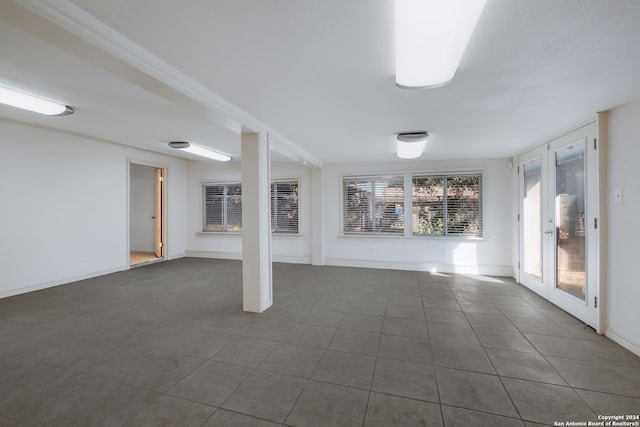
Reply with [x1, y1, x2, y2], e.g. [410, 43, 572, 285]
[202, 179, 300, 234]
[412, 173, 483, 236]
[271, 180, 299, 234]
[202, 183, 242, 232]
[343, 175, 404, 234]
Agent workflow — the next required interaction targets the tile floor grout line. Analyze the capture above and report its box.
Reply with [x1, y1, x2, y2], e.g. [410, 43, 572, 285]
[460, 294, 525, 422]
[439, 402, 529, 424]
[360, 308, 387, 427]
[424, 288, 447, 426]
[2, 260, 638, 426]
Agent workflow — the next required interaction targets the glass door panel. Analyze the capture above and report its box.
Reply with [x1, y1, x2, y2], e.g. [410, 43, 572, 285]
[518, 119, 598, 329]
[554, 141, 587, 301]
[523, 158, 542, 280]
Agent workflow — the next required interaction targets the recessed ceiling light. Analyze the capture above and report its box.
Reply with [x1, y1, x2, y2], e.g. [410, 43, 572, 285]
[395, 0, 487, 88]
[168, 141, 232, 162]
[0, 85, 74, 116]
[397, 132, 429, 159]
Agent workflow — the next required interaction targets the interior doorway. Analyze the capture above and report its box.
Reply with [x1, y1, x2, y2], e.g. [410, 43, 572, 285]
[129, 163, 165, 266]
[517, 120, 600, 329]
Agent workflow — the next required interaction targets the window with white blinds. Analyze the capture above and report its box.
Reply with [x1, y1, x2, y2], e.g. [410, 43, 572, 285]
[412, 173, 483, 236]
[202, 183, 242, 232]
[202, 179, 299, 234]
[271, 180, 299, 234]
[343, 175, 404, 234]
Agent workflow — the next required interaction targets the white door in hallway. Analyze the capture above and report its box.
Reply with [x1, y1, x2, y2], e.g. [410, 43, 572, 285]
[518, 120, 600, 328]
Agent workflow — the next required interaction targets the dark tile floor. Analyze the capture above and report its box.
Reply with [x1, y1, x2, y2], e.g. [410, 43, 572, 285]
[1, 258, 639, 426]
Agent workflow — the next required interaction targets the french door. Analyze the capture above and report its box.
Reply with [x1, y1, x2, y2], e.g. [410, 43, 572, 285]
[518, 120, 599, 328]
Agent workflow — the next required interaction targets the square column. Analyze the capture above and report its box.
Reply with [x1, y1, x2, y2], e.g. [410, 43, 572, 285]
[311, 167, 325, 266]
[241, 130, 273, 312]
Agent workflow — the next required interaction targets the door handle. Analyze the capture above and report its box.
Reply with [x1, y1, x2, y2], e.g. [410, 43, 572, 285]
[152, 216, 156, 219]
[544, 230, 553, 235]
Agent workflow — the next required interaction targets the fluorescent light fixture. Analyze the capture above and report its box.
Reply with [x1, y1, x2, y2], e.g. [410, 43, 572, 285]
[397, 132, 429, 159]
[395, 0, 487, 88]
[168, 141, 231, 162]
[0, 85, 73, 116]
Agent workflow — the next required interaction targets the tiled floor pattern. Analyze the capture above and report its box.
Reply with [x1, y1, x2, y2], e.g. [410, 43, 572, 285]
[1, 258, 639, 426]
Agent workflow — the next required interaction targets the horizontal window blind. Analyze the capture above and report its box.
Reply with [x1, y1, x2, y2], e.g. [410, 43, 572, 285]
[343, 175, 404, 234]
[202, 183, 242, 232]
[203, 184, 224, 231]
[412, 173, 483, 236]
[226, 183, 242, 232]
[203, 180, 299, 234]
[271, 180, 299, 234]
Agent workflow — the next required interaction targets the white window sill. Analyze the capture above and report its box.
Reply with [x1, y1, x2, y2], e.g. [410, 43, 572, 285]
[196, 231, 304, 237]
[339, 233, 487, 241]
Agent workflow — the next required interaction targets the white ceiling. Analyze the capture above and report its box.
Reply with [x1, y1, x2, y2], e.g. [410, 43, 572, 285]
[2, 0, 640, 164]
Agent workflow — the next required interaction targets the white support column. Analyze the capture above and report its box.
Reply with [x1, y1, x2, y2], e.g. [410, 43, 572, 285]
[241, 130, 273, 312]
[311, 166, 325, 266]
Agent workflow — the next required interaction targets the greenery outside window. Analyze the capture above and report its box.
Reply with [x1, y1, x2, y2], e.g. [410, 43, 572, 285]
[343, 175, 404, 234]
[412, 173, 483, 236]
[271, 180, 299, 234]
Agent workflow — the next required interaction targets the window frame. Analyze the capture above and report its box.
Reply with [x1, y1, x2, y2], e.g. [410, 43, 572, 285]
[341, 174, 406, 236]
[411, 171, 484, 237]
[201, 178, 301, 235]
[340, 170, 485, 239]
[201, 181, 243, 233]
[271, 178, 300, 235]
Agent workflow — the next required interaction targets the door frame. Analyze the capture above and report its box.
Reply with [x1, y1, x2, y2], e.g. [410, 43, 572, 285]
[517, 147, 546, 295]
[516, 115, 605, 332]
[127, 158, 168, 267]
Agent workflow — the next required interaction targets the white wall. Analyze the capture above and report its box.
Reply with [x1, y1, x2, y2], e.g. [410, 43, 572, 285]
[323, 158, 513, 276]
[604, 100, 640, 354]
[0, 119, 187, 298]
[130, 163, 156, 252]
[185, 160, 313, 263]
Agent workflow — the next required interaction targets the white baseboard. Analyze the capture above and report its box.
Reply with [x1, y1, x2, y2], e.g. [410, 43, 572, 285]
[605, 327, 640, 357]
[185, 250, 311, 265]
[273, 255, 312, 264]
[186, 250, 242, 260]
[324, 258, 513, 277]
[186, 251, 513, 277]
[0, 266, 126, 299]
[1, 254, 511, 300]
[185, 252, 511, 276]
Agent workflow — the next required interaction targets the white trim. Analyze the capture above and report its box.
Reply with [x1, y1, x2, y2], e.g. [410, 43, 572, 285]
[127, 159, 169, 265]
[186, 250, 242, 260]
[324, 257, 512, 276]
[274, 255, 312, 264]
[185, 251, 310, 265]
[0, 266, 125, 299]
[271, 178, 301, 236]
[516, 121, 601, 330]
[16, 0, 258, 131]
[15, 0, 322, 168]
[185, 251, 508, 273]
[196, 231, 242, 236]
[595, 112, 608, 335]
[516, 115, 597, 157]
[195, 232, 304, 237]
[200, 177, 301, 235]
[605, 327, 640, 357]
[340, 169, 486, 238]
[337, 233, 487, 241]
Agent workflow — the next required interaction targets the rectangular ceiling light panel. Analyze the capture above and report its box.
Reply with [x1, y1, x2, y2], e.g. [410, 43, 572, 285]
[395, 0, 487, 88]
